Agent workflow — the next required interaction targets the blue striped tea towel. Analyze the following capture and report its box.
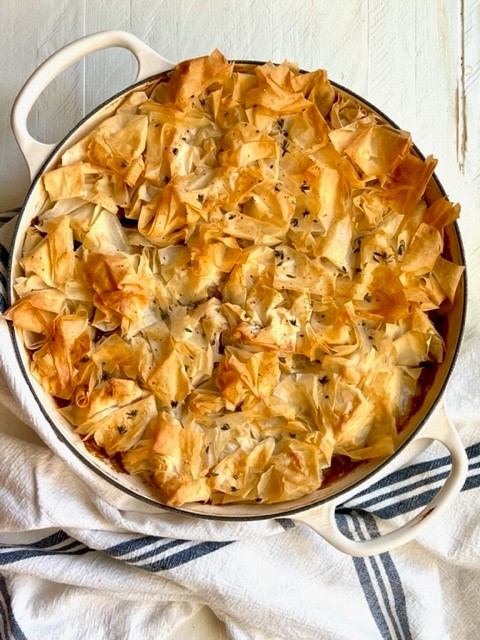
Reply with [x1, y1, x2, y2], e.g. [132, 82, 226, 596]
[0, 211, 479, 640]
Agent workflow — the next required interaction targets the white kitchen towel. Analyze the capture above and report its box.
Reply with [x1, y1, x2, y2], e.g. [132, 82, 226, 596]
[1, 210, 479, 640]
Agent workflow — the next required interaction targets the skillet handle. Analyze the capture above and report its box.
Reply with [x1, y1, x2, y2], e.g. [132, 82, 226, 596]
[11, 30, 173, 180]
[292, 403, 468, 557]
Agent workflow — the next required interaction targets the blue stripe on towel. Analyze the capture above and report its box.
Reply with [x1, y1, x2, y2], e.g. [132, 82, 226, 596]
[0, 542, 89, 566]
[337, 513, 392, 639]
[354, 469, 449, 514]
[350, 442, 480, 506]
[0, 529, 232, 576]
[462, 442, 479, 470]
[376, 555, 411, 640]
[356, 472, 480, 519]
[115, 539, 188, 564]
[0, 591, 8, 640]
[0, 573, 27, 640]
[1, 530, 70, 550]
[104, 535, 167, 557]
[362, 514, 412, 640]
[139, 540, 232, 572]
[463, 472, 480, 491]
[104, 535, 234, 571]
[369, 554, 402, 639]
[367, 487, 443, 520]
[337, 512, 412, 640]
[344, 442, 480, 518]
[351, 515, 405, 640]
[354, 457, 449, 499]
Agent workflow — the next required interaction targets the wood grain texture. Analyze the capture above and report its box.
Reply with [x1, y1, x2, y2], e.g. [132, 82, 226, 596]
[0, 4, 478, 635]
[461, 0, 480, 182]
[366, 0, 417, 126]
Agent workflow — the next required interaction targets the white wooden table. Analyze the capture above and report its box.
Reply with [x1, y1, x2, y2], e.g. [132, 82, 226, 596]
[1, 1, 479, 638]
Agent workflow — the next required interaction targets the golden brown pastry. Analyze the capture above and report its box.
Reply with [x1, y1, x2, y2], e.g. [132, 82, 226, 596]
[3, 51, 463, 507]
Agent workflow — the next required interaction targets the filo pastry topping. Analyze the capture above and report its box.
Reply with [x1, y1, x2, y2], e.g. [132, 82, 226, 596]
[3, 50, 463, 507]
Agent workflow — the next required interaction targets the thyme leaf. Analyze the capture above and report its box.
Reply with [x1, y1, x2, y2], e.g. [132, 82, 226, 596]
[372, 250, 393, 264]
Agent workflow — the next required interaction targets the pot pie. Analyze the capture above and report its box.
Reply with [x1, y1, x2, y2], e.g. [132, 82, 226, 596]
[3, 51, 463, 507]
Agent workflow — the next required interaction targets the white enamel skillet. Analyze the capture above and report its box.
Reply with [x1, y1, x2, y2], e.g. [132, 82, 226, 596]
[8, 31, 468, 556]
